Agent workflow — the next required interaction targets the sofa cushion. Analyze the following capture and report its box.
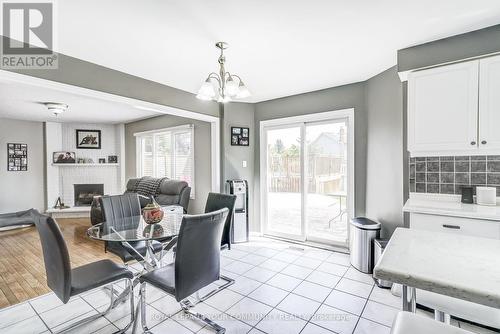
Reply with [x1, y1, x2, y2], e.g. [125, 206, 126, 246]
[159, 179, 188, 195]
[155, 194, 181, 206]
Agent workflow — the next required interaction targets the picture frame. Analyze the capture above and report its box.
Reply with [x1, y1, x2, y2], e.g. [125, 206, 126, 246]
[53, 151, 76, 164]
[76, 129, 101, 149]
[7, 143, 28, 171]
[230, 127, 250, 146]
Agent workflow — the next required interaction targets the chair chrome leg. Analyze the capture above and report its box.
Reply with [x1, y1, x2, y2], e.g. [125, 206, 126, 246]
[402, 285, 416, 312]
[112, 271, 143, 308]
[181, 301, 226, 334]
[54, 278, 135, 334]
[434, 310, 451, 324]
[140, 283, 152, 334]
[195, 275, 235, 303]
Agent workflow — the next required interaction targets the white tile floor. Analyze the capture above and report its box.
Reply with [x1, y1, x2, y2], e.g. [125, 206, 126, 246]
[0, 237, 497, 334]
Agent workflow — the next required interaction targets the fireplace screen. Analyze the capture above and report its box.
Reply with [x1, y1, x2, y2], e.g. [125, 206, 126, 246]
[74, 184, 104, 206]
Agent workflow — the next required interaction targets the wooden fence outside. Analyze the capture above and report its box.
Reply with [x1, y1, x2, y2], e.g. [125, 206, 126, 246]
[268, 154, 346, 193]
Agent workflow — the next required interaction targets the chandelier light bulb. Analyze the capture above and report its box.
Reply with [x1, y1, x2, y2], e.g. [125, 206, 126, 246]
[225, 75, 239, 97]
[236, 81, 251, 98]
[197, 78, 216, 100]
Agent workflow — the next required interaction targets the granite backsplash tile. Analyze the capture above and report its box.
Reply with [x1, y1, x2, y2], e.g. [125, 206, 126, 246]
[409, 155, 500, 196]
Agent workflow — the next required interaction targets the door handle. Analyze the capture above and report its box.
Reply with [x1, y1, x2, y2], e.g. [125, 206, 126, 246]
[470, 141, 476, 145]
[442, 224, 461, 230]
[481, 140, 487, 145]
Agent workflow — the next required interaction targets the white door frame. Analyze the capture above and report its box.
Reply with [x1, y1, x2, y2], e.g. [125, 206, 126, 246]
[259, 108, 355, 247]
[0, 70, 221, 192]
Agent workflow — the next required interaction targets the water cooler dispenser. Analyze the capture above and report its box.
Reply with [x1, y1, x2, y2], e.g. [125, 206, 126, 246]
[225, 180, 249, 243]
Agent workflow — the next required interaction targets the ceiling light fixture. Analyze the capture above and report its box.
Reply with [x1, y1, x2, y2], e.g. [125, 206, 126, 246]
[45, 102, 68, 116]
[196, 42, 250, 103]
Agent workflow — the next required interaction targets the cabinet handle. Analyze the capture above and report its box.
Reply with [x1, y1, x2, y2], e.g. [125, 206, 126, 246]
[481, 140, 487, 145]
[471, 141, 476, 145]
[442, 224, 461, 230]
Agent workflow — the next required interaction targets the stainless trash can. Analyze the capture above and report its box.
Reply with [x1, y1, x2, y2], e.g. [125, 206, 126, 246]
[349, 217, 381, 274]
[373, 239, 392, 288]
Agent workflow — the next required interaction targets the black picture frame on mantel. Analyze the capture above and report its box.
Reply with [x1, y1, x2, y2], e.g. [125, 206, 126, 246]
[76, 129, 101, 149]
[231, 127, 249, 146]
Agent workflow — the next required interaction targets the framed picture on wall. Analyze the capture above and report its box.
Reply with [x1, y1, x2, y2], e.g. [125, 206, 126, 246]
[7, 143, 27, 171]
[231, 127, 250, 146]
[53, 151, 76, 163]
[108, 155, 118, 163]
[76, 129, 101, 149]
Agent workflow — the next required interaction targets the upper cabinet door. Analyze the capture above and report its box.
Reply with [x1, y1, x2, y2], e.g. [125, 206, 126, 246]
[408, 61, 479, 155]
[479, 55, 500, 151]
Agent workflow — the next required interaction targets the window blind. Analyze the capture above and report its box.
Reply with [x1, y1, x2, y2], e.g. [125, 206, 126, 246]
[136, 125, 194, 198]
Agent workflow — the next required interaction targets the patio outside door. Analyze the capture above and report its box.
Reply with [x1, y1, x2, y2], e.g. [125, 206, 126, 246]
[261, 110, 353, 247]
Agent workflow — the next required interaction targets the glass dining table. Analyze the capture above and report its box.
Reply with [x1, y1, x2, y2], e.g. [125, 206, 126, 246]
[87, 205, 184, 271]
[87, 206, 184, 332]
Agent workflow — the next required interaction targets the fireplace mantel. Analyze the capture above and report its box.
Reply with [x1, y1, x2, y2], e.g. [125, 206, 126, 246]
[52, 163, 120, 167]
[45, 122, 126, 217]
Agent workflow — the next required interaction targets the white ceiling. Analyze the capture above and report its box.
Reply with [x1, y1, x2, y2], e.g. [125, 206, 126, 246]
[53, 0, 500, 102]
[0, 80, 159, 124]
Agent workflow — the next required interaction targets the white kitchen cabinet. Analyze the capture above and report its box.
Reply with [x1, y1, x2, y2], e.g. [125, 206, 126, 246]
[408, 60, 479, 155]
[479, 54, 500, 151]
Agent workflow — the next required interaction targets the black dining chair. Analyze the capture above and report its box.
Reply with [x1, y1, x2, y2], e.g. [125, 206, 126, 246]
[138, 208, 229, 334]
[199, 192, 237, 299]
[205, 192, 237, 251]
[99, 193, 164, 264]
[33, 212, 135, 333]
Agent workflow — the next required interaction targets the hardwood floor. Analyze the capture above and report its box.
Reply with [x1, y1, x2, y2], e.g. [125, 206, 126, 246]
[0, 218, 119, 309]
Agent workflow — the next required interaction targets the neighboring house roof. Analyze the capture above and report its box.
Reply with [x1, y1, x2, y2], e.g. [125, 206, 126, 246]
[310, 132, 346, 156]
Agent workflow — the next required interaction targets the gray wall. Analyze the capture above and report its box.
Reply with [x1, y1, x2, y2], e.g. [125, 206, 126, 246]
[0, 118, 45, 213]
[398, 24, 500, 72]
[124, 115, 212, 214]
[365, 66, 404, 237]
[222, 102, 256, 229]
[254, 82, 367, 232]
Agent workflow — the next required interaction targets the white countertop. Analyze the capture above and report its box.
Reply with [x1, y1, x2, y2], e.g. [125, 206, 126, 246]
[374, 228, 500, 308]
[404, 193, 500, 221]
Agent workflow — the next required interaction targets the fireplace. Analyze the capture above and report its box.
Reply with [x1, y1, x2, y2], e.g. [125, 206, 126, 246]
[74, 184, 104, 207]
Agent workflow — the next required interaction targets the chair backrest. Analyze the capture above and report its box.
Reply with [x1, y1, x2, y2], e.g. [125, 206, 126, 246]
[204, 192, 237, 250]
[174, 208, 228, 301]
[99, 193, 142, 250]
[99, 193, 142, 223]
[32, 212, 72, 303]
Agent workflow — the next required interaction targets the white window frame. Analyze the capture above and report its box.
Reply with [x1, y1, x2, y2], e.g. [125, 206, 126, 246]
[134, 124, 195, 198]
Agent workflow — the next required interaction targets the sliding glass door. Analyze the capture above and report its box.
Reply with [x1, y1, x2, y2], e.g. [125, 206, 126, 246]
[262, 112, 352, 247]
[264, 124, 303, 240]
[305, 120, 349, 244]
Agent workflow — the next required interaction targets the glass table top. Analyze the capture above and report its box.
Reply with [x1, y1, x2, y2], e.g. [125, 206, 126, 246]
[87, 206, 183, 242]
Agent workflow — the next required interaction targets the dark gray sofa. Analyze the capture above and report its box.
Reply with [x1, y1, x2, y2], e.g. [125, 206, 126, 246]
[0, 209, 38, 229]
[90, 177, 191, 225]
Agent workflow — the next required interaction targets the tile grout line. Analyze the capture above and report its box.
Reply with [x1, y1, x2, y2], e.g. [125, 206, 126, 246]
[26, 301, 51, 334]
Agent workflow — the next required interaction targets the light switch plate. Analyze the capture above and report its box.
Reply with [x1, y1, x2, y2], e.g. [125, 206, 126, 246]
[242, 160, 247, 168]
